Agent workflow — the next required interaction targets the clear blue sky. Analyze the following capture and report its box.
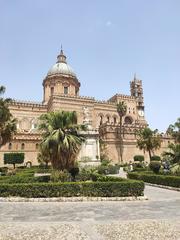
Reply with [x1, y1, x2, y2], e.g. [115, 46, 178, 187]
[0, 0, 180, 132]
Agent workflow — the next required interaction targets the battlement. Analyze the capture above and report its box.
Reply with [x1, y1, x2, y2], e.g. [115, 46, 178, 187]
[10, 99, 47, 108]
[108, 94, 136, 103]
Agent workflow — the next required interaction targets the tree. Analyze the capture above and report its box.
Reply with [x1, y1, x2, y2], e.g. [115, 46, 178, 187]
[117, 101, 127, 163]
[37, 148, 51, 168]
[4, 152, 24, 169]
[163, 143, 180, 165]
[136, 127, 162, 160]
[38, 111, 86, 170]
[0, 86, 16, 146]
[166, 118, 180, 143]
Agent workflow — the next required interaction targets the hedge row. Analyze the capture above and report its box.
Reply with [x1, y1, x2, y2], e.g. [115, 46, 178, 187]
[0, 175, 51, 184]
[0, 174, 125, 184]
[128, 172, 180, 188]
[0, 181, 144, 198]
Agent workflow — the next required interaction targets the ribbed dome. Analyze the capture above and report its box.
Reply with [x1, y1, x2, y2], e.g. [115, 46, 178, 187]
[47, 49, 77, 78]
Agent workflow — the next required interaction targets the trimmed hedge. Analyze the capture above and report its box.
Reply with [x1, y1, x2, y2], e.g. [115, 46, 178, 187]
[0, 175, 50, 184]
[132, 168, 148, 172]
[128, 172, 180, 188]
[150, 155, 161, 161]
[149, 161, 161, 174]
[134, 155, 144, 162]
[0, 181, 144, 198]
[4, 153, 24, 168]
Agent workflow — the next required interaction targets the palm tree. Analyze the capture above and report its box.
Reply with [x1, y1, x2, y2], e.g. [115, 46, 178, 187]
[163, 143, 180, 164]
[117, 101, 127, 163]
[136, 127, 161, 160]
[0, 86, 16, 146]
[166, 118, 180, 143]
[38, 111, 86, 170]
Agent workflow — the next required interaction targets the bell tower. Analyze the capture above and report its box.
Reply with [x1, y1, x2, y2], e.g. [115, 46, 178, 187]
[130, 75, 145, 118]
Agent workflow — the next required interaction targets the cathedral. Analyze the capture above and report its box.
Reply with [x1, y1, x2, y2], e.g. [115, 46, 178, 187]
[0, 49, 170, 166]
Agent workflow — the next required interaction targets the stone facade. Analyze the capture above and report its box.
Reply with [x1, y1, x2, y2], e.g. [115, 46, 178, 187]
[0, 49, 169, 166]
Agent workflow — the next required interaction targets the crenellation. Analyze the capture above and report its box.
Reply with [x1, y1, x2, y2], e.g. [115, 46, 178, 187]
[11, 100, 47, 108]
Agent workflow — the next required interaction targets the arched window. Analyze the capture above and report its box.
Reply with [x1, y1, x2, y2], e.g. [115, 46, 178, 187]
[35, 143, 39, 150]
[114, 117, 117, 124]
[51, 87, 54, 95]
[21, 143, 25, 150]
[100, 115, 103, 125]
[64, 86, 68, 94]
[8, 143, 12, 150]
[107, 116, 110, 123]
[124, 116, 133, 125]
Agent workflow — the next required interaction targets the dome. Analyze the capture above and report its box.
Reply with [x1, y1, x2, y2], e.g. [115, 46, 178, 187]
[47, 49, 77, 78]
[47, 62, 76, 77]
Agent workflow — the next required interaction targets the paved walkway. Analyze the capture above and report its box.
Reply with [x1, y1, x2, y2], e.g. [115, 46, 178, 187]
[0, 185, 179, 239]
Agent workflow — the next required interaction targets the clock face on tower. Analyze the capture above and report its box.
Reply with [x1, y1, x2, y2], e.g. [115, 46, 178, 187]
[138, 110, 144, 117]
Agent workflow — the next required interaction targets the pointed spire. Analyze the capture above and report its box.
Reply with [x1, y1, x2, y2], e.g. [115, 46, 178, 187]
[134, 73, 136, 81]
[57, 45, 67, 63]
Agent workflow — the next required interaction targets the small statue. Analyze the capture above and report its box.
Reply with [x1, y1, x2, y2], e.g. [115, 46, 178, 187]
[83, 107, 92, 130]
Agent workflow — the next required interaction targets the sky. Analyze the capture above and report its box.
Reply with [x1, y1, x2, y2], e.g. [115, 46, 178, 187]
[0, 0, 180, 132]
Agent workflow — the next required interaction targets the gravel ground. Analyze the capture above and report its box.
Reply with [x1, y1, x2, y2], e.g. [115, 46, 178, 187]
[96, 220, 180, 240]
[0, 220, 179, 240]
[0, 186, 179, 239]
[0, 223, 90, 240]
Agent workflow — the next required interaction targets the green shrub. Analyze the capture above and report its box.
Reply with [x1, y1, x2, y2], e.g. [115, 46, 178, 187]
[107, 165, 120, 174]
[101, 159, 111, 166]
[0, 180, 144, 198]
[97, 165, 120, 175]
[34, 175, 50, 183]
[69, 167, 79, 181]
[0, 167, 8, 176]
[134, 155, 144, 162]
[77, 169, 91, 181]
[4, 153, 25, 169]
[50, 170, 71, 182]
[133, 162, 144, 168]
[92, 174, 124, 182]
[77, 167, 98, 181]
[97, 165, 109, 174]
[150, 155, 161, 161]
[133, 168, 147, 172]
[127, 172, 180, 188]
[149, 161, 161, 174]
[0, 175, 36, 184]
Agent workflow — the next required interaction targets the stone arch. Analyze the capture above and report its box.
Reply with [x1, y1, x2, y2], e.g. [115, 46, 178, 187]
[26, 161, 32, 168]
[21, 143, 25, 150]
[105, 114, 111, 123]
[112, 115, 118, 124]
[8, 142, 12, 150]
[35, 143, 39, 150]
[124, 116, 133, 125]
[97, 113, 104, 126]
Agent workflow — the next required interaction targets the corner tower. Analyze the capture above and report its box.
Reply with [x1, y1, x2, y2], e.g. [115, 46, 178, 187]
[43, 48, 80, 103]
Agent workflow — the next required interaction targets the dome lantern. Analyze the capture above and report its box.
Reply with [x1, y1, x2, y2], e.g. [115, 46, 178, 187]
[57, 47, 67, 64]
